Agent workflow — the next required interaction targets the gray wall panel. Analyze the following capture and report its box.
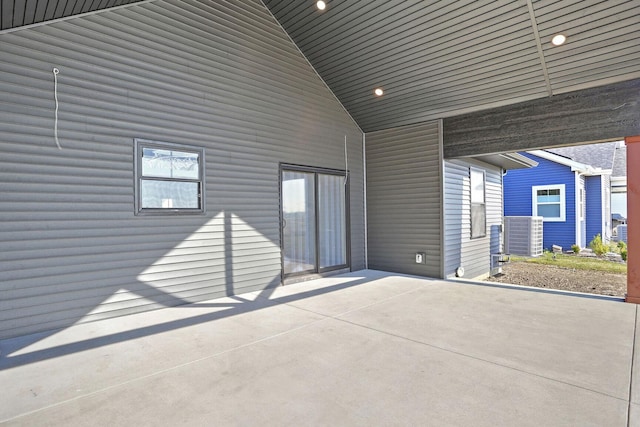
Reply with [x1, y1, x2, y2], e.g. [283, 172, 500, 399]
[0, 0, 364, 339]
[366, 121, 441, 277]
[444, 159, 503, 279]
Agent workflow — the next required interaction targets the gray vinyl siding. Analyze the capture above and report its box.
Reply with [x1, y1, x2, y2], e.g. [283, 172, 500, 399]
[365, 121, 441, 277]
[0, 0, 364, 339]
[444, 159, 503, 280]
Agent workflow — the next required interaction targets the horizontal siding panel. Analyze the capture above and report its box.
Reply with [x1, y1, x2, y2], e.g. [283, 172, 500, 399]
[444, 159, 503, 278]
[0, 0, 364, 339]
[3, 250, 283, 283]
[366, 121, 441, 277]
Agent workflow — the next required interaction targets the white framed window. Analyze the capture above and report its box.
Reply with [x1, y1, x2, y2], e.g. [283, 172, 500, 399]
[532, 184, 565, 222]
[134, 139, 205, 215]
[470, 168, 486, 238]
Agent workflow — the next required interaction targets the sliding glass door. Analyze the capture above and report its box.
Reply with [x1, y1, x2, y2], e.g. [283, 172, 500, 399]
[318, 174, 347, 268]
[282, 171, 316, 275]
[281, 166, 348, 277]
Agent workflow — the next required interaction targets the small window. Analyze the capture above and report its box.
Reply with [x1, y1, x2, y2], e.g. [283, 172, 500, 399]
[134, 139, 205, 215]
[532, 184, 565, 222]
[470, 168, 486, 238]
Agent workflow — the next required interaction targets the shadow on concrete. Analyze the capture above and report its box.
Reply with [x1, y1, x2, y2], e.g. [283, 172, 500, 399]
[0, 274, 375, 370]
[3, 211, 270, 358]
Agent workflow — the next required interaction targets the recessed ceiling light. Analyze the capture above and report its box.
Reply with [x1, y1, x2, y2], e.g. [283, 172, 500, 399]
[551, 34, 566, 46]
[316, 1, 326, 10]
[374, 87, 384, 96]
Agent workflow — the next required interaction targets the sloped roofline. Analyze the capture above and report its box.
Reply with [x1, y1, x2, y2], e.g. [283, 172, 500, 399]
[528, 150, 611, 176]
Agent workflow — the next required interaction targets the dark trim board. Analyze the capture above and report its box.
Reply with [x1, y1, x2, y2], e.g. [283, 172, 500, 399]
[443, 79, 640, 158]
[278, 163, 351, 283]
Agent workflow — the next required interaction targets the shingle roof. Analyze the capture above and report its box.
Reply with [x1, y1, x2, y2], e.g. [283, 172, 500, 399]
[547, 141, 621, 170]
[612, 145, 627, 178]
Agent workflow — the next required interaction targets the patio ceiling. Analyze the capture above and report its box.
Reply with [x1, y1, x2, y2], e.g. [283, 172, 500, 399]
[0, 0, 145, 30]
[264, 0, 640, 132]
[1, 0, 639, 133]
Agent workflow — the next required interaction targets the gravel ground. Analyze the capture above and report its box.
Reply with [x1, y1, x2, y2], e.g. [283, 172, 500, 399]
[485, 261, 626, 297]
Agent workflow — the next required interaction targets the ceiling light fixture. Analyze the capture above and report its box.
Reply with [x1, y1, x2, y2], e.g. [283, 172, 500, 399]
[316, 1, 326, 10]
[551, 34, 566, 46]
[374, 88, 384, 96]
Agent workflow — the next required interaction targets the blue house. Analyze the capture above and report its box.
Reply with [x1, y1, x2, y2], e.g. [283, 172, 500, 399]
[504, 150, 612, 251]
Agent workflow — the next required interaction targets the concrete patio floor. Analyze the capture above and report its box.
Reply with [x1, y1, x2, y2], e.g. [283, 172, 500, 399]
[1, 270, 639, 426]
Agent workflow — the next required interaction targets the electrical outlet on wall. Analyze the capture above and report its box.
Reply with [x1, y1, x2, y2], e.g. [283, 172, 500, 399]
[415, 252, 426, 264]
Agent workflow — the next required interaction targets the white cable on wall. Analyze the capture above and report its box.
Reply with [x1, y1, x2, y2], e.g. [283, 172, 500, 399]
[53, 67, 62, 150]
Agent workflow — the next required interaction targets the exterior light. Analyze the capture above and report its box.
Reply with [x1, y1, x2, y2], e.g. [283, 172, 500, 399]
[374, 88, 384, 96]
[316, 1, 326, 10]
[551, 34, 566, 46]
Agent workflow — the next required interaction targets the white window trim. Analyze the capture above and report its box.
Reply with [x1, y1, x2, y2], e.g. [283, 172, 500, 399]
[532, 184, 565, 222]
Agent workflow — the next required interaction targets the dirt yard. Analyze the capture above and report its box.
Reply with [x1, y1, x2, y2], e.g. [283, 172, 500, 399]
[486, 261, 627, 297]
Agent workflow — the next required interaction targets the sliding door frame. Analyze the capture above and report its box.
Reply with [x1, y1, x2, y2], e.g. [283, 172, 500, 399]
[279, 163, 351, 281]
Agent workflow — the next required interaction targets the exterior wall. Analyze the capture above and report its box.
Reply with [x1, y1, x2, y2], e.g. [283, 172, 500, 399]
[503, 153, 576, 250]
[586, 175, 603, 245]
[366, 121, 442, 277]
[444, 159, 503, 280]
[0, 0, 365, 339]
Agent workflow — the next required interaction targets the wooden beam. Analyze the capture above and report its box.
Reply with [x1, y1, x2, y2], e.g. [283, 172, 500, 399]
[443, 79, 640, 158]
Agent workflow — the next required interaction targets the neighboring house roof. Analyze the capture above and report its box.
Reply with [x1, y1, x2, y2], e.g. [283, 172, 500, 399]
[546, 141, 623, 171]
[470, 152, 538, 170]
[612, 213, 627, 221]
[612, 144, 627, 178]
[527, 150, 610, 175]
[546, 141, 627, 177]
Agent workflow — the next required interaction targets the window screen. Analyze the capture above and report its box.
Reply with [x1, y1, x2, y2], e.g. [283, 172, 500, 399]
[135, 139, 204, 215]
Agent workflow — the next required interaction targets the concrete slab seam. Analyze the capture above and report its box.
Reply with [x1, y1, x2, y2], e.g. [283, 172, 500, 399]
[334, 316, 630, 403]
